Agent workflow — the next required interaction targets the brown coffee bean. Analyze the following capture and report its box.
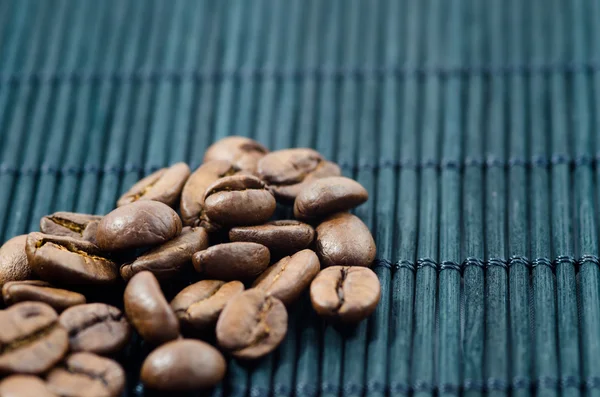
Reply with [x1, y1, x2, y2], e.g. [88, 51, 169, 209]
[116, 162, 191, 208]
[257, 149, 341, 201]
[216, 289, 287, 359]
[171, 280, 244, 332]
[120, 227, 208, 281]
[252, 249, 320, 306]
[294, 176, 368, 221]
[180, 160, 240, 229]
[204, 175, 276, 227]
[2, 280, 86, 312]
[0, 235, 33, 288]
[229, 220, 314, 255]
[46, 352, 125, 397]
[25, 233, 119, 285]
[0, 302, 68, 374]
[192, 242, 270, 281]
[310, 266, 380, 323]
[0, 375, 57, 397]
[315, 213, 376, 268]
[96, 201, 182, 251]
[203, 136, 269, 174]
[59, 303, 130, 356]
[124, 271, 179, 345]
[140, 339, 226, 391]
[39, 212, 103, 244]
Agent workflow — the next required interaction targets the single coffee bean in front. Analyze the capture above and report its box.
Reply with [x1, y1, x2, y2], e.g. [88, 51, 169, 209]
[310, 266, 380, 323]
[252, 249, 320, 306]
[2, 280, 86, 312]
[141, 339, 226, 391]
[39, 212, 103, 244]
[315, 213, 376, 268]
[193, 242, 270, 281]
[59, 303, 130, 356]
[116, 162, 191, 208]
[171, 280, 244, 332]
[216, 289, 287, 360]
[203, 174, 276, 227]
[0, 302, 68, 374]
[229, 220, 315, 255]
[120, 226, 209, 281]
[203, 136, 269, 174]
[124, 271, 179, 345]
[0, 235, 33, 289]
[25, 233, 119, 285]
[0, 375, 58, 397]
[45, 352, 125, 397]
[293, 176, 368, 222]
[96, 201, 182, 251]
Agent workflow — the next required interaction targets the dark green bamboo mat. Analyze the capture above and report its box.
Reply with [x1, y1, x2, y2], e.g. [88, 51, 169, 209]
[1, 0, 600, 396]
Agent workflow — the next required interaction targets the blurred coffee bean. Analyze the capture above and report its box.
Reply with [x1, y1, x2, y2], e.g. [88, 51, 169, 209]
[2, 280, 85, 312]
[203, 136, 268, 174]
[273, 161, 341, 202]
[39, 212, 103, 245]
[0, 235, 33, 289]
[229, 220, 314, 255]
[0, 375, 57, 397]
[193, 242, 270, 281]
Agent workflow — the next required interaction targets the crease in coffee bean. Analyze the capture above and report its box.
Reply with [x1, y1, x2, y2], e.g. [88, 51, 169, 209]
[182, 284, 224, 317]
[67, 312, 124, 339]
[239, 298, 273, 352]
[61, 363, 111, 387]
[35, 240, 110, 263]
[335, 267, 348, 312]
[46, 216, 86, 235]
[0, 323, 58, 355]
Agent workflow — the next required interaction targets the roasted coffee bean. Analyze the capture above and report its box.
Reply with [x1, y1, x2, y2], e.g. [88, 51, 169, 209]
[39, 212, 103, 244]
[0, 302, 68, 374]
[315, 213, 376, 268]
[124, 271, 179, 345]
[140, 339, 226, 391]
[216, 289, 287, 359]
[59, 303, 130, 356]
[0, 235, 32, 288]
[310, 266, 380, 323]
[204, 175, 276, 227]
[25, 233, 119, 285]
[252, 249, 320, 306]
[229, 220, 314, 255]
[193, 242, 270, 281]
[0, 375, 57, 397]
[46, 352, 125, 397]
[96, 201, 182, 251]
[257, 149, 341, 201]
[180, 160, 242, 229]
[116, 162, 191, 208]
[2, 280, 86, 312]
[203, 136, 269, 174]
[120, 227, 208, 281]
[171, 280, 244, 332]
[294, 176, 368, 221]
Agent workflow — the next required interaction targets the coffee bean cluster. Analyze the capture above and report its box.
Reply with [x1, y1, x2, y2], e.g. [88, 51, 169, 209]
[0, 136, 380, 395]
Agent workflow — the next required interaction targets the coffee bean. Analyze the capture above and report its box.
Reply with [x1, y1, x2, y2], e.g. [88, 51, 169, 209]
[204, 136, 269, 174]
[252, 249, 320, 306]
[124, 271, 179, 345]
[216, 289, 287, 359]
[117, 162, 191, 208]
[39, 212, 103, 244]
[180, 160, 240, 229]
[171, 280, 244, 332]
[59, 303, 130, 356]
[257, 149, 341, 201]
[25, 233, 119, 285]
[46, 352, 125, 397]
[204, 175, 276, 227]
[229, 220, 315, 255]
[315, 213, 376, 268]
[2, 280, 86, 312]
[0, 235, 33, 288]
[120, 227, 208, 281]
[310, 266, 380, 323]
[193, 242, 270, 281]
[0, 302, 68, 374]
[294, 176, 368, 221]
[96, 201, 182, 251]
[0, 375, 57, 397]
[140, 339, 226, 391]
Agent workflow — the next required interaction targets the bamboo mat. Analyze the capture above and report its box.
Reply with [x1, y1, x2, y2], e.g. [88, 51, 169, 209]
[1, 0, 600, 396]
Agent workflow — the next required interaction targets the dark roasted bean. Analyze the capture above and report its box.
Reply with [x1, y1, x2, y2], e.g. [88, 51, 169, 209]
[229, 220, 314, 255]
[39, 212, 103, 244]
[192, 242, 270, 281]
[0, 235, 33, 288]
[203, 136, 268, 174]
[2, 281, 86, 312]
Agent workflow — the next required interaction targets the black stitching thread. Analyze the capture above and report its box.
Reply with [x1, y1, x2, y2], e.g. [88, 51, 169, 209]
[440, 260, 461, 271]
[509, 255, 530, 268]
[417, 257, 438, 270]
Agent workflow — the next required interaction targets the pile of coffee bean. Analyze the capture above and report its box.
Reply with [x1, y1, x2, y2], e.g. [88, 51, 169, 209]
[0, 136, 380, 395]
